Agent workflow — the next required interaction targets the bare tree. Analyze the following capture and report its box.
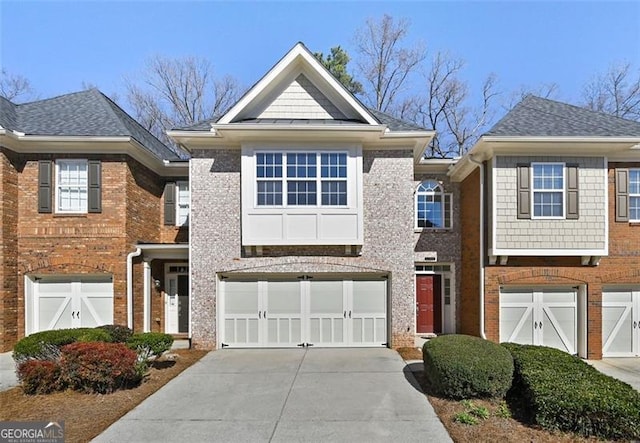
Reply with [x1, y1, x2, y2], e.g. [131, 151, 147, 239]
[502, 82, 559, 111]
[124, 55, 242, 144]
[354, 14, 426, 113]
[398, 52, 499, 157]
[582, 62, 640, 121]
[0, 69, 37, 102]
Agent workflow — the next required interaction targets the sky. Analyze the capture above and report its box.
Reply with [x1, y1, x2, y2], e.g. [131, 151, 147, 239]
[1, 1, 639, 117]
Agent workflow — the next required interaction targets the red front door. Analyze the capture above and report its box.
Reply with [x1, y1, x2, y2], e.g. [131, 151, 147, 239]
[416, 275, 442, 334]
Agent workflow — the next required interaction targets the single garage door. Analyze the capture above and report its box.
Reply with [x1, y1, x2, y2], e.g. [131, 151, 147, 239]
[602, 288, 640, 357]
[221, 278, 387, 348]
[500, 288, 577, 354]
[26, 275, 114, 335]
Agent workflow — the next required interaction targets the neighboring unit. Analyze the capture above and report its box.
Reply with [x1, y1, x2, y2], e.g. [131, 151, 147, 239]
[451, 96, 640, 359]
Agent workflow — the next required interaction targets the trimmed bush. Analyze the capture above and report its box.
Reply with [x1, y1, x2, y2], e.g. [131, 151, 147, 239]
[17, 360, 62, 395]
[423, 334, 514, 399]
[13, 328, 112, 363]
[98, 324, 134, 343]
[60, 342, 141, 394]
[127, 332, 173, 361]
[503, 343, 640, 440]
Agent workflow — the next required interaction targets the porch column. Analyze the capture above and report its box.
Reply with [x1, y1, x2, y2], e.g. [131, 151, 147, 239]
[143, 259, 151, 332]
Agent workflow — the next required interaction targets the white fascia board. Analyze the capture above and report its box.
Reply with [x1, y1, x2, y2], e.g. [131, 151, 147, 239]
[380, 131, 435, 162]
[218, 43, 378, 126]
[136, 243, 189, 260]
[490, 248, 608, 256]
[481, 136, 640, 143]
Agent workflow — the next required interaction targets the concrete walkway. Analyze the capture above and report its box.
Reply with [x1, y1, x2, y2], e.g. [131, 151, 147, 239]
[0, 352, 18, 392]
[94, 348, 451, 443]
[588, 358, 640, 391]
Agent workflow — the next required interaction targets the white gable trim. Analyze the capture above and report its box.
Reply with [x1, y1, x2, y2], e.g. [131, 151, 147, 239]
[218, 42, 378, 126]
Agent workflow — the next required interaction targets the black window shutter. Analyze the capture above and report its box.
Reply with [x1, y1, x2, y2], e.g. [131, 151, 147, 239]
[38, 160, 52, 213]
[517, 164, 531, 219]
[164, 182, 176, 225]
[566, 164, 579, 219]
[615, 168, 629, 222]
[88, 160, 101, 213]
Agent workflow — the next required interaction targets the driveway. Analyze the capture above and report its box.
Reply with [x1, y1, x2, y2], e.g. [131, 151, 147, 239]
[94, 348, 451, 443]
[588, 358, 640, 391]
[0, 352, 18, 392]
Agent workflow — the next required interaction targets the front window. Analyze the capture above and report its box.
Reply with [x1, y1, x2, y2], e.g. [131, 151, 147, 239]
[532, 163, 564, 218]
[56, 159, 88, 213]
[415, 180, 452, 229]
[256, 151, 348, 207]
[176, 181, 190, 226]
[630, 169, 640, 221]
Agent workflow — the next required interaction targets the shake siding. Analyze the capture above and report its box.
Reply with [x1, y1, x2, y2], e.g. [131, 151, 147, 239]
[493, 156, 606, 251]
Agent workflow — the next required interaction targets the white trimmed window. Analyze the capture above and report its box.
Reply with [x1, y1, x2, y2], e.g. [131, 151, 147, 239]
[415, 180, 452, 229]
[256, 151, 348, 207]
[56, 159, 88, 213]
[532, 163, 565, 218]
[630, 169, 640, 221]
[176, 181, 190, 226]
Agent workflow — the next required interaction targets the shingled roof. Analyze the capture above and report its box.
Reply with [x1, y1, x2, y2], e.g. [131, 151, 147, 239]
[175, 108, 429, 132]
[487, 95, 640, 137]
[1, 89, 187, 160]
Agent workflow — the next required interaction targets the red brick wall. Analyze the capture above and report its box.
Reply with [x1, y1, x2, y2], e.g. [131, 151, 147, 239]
[459, 168, 481, 336]
[0, 149, 20, 351]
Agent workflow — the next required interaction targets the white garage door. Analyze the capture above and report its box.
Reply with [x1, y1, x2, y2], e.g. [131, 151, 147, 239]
[221, 278, 387, 348]
[500, 288, 577, 354]
[602, 288, 640, 357]
[26, 276, 114, 335]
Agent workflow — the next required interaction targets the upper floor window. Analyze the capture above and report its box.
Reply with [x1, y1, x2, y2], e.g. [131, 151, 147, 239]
[531, 163, 564, 218]
[56, 159, 88, 213]
[176, 181, 190, 226]
[256, 152, 348, 207]
[630, 169, 640, 221]
[415, 180, 452, 229]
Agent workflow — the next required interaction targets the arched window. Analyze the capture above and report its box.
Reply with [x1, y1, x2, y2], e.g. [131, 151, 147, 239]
[415, 180, 452, 229]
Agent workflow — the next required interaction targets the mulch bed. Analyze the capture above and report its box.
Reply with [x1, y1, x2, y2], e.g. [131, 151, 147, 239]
[0, 349, 208, 443]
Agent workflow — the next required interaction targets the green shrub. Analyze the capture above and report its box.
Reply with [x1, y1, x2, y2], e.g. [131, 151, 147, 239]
[97, 324, 133, 343]
[17, 360, 62, 395]
[127, 332, 173, 361]
[13, 328, 112, 363]
[60, 342, 141, 394]
[423, 334, 514, 400]
[503, 343, 640, 440]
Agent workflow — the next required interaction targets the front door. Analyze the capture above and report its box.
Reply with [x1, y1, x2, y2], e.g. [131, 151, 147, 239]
[166, 273, 189, 334]
[416, 275, 442, 334]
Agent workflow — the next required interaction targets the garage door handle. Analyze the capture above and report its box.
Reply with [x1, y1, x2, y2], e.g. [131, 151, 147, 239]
[344, 311, 346, 318]
[258, 311, 261, 319]
[634, 321, 638, 329]
[264, 311, 267, 319]
[349, 311, 352, 318]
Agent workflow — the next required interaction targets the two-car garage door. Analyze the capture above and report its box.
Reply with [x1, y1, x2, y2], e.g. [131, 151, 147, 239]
[220, 278, 387, 347]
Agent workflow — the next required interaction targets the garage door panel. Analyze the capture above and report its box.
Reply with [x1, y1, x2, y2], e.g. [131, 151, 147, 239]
[542, 306, 576, 354]
[602, 288, 638, 357]
[39, 296, 73, 331]
[500, 306, 533, 344]
[80, 296, 113, 327]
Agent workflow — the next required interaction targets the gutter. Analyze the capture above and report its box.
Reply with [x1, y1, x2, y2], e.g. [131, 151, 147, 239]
[468, 154, 487, 340]
[126, 248, 142, 329]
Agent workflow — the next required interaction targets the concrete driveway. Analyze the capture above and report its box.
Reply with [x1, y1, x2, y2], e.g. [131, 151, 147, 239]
[94, 348, 451, 443]
[0, 352, 18, 392]
[588, 358, 640, 391]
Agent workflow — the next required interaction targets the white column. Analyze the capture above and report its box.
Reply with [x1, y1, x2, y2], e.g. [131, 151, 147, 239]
[143, 260, 151, 332]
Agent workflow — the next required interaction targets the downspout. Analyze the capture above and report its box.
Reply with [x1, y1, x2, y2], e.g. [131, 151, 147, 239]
[126, 247, 142, 329]
[468, 155, 487, 339]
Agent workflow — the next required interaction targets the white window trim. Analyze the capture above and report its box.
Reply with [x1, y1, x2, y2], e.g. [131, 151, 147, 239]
[630, 169, 640, 222]
[55, 159, 88, 214]
[254, 150, 350, 208]
[414, 180, 453, 230]
[176, 180, 190, 226]
[531, 162, 566, 220]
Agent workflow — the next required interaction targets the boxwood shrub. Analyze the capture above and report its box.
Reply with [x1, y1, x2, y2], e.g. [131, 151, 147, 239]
[126, 332, 173, 361]
[13, 327, 112, 363]
[423, 334, 514, 399]
[503, 343, 640, 440]
[60, 342, 142, 394]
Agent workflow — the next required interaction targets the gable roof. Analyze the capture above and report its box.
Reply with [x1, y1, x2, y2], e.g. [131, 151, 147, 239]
[217, 42, 380, 126]
[487, 95, 640, 137]
[1, 89, 185, 160]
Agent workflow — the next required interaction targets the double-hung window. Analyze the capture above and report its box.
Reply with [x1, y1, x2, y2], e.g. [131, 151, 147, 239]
[176, 181, 190, 226]
[256, 151, 348, 207]
[630, 169, 640, 221]
[415, 180, 452, 229]
[531, 163, 564, 218]
[56, 159, 88, 213]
